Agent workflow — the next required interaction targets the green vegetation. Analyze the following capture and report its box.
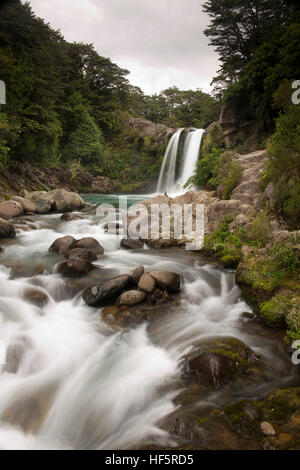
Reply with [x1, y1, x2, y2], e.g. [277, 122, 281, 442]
[0, 0, 220, 189]
[191, 148, 241, 199]
[264, 105, 300, 228]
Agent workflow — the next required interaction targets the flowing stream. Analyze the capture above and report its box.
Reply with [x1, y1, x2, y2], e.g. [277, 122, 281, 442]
[0, 196, 297, 450]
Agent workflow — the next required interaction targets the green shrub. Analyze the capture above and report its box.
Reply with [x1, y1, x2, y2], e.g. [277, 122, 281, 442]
[265, 105, 300, 228]
[260, 294, 293, 327]
[250, 211, 271, 246]
[271, 243, 300, 275]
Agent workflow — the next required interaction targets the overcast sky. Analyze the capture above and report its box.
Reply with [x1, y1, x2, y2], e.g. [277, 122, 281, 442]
[28, 0, 219, 95]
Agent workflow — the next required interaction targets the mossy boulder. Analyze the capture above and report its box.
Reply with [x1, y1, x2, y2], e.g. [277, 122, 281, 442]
[182, 336, 259, 388]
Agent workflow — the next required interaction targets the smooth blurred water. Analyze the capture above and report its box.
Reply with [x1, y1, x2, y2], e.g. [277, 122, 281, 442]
[0, 208, 296, 450]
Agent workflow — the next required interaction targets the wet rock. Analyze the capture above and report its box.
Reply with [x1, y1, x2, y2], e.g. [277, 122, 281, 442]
[10, 196, 37, 213]
[261, 421, 276, 437]
[83, 274, 132, 307]
[5, 341, 26, 373]
[121, 237, 144, 250]
[23, 288, 49, 308]
[182, 336, 259, 388]
[138, 273, 156, 293]
[131, 265, 144, 285]
[148, 288, 172, 305]
[0, 217, 16, 239]
[119, 290, 147, 306]
[49, 235, 77, 254]
[60, 212, 83, 222]
[148, 270, 181, 294]
[57, 260, 95, 277]
[74, 237, 104, 256]
[65, 248, 97, 262]
[0, 201, 23, 219]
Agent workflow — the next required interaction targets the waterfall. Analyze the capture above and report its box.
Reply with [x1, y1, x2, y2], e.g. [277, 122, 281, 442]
[156, 128, 204, 195]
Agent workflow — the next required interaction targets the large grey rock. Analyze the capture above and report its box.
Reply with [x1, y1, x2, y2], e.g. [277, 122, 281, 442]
[83, 275, 132, 307]
[131, 265, 144, 285]
[48, 188, 84, 212]
[0, 201, 23, 219]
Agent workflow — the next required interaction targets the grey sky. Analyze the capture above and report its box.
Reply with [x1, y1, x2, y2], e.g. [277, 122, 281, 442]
[28, 0, 219, 95]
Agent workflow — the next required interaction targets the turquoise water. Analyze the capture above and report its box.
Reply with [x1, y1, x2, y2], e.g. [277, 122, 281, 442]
[81, 193, 151, 208]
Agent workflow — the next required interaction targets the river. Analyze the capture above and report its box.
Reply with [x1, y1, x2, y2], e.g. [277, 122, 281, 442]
[0, 194, 297, 450]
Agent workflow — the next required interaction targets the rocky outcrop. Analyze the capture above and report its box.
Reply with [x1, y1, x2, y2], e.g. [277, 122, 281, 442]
[0, 162, 118, 199]
[122, 118, 174, 145]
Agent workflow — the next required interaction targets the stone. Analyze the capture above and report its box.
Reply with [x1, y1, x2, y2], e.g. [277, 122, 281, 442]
[131, 265, 144, 285]
[182, 336, 259, 388]
[48, 188, 84, 212]
[82, 274, 132, 307]
[60, 212, 83, 222]
[0, 201, 23, 219]
[0, 217, 16, 239]
[121, 237, 144, 250]
[23, 288, 49, 308]
[74, 237, 104, 256]
[261, 422, 276, 437]
[49, 235, 77, 254]
[57, 260, 95, 277]
[138, 273, 156, 293]
[10, 196, 37, 213]
[148, 270, 181, 294]
[65, 248, 97, 262]
[119, 290, 147, 306]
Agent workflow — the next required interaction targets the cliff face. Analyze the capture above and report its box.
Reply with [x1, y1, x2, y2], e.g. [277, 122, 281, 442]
[122, 118, 174, 144]
[0, 162, 118, 200]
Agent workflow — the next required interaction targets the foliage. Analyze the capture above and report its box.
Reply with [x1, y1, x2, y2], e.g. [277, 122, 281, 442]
[249, 211, 271, 246]
[264, 105, 300, 228]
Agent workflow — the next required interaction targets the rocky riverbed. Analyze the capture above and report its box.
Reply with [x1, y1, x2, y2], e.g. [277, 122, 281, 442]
[0, 189, 299, 450]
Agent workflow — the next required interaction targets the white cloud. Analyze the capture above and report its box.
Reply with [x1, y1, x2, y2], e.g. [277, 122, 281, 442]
[28, 0, 219, 94]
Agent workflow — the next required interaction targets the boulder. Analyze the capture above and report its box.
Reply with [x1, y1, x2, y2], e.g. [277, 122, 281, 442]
[182, 336, 259, 388]
[82, 274, 132, 307]
[23, 288, 49, 308]
[138, 273, 156, 293]
[49, 235, 77, 254]
[57, 260, 95, 277]
[119, 290, 147, 306]
[148, 270, 181, 294]
[34, 197, 53, 214]
[48, 188, 84, 212]
[121, 237, 144, 250]
[60, 212, 84, 222]
[0, 217, 16, 239]
[10, 196, 37, 213]
[0, 201, 23, 219]
[148, 288, 172, 305]
[131, 265, 144, 285]
[74, 237, 104, 256]
[261, 422, 276, 437]
[65, 248, 97, 262]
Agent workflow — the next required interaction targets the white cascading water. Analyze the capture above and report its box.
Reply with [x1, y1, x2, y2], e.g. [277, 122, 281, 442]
[156, 128, 204, 195]
[0, 204, 294, 450]
[156, 128, 184, 194]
